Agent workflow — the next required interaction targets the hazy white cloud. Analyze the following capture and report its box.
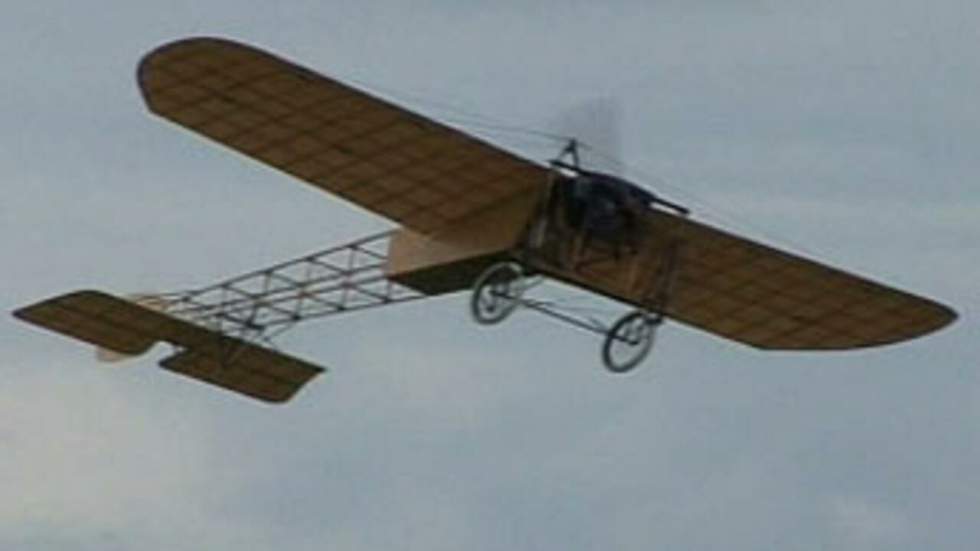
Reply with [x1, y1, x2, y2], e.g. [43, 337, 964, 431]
[0, 355, 238, 548]
[830, 496, 908, 549]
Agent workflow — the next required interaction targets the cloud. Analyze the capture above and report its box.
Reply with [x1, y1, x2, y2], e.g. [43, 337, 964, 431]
[0, 353, 243, 548]
[830, 496, 908, 549]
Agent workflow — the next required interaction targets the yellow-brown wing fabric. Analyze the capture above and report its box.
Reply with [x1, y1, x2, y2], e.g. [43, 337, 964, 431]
[14, 291, 159, 356]
[159, 345, 320, 404]
[569, 211, 956, 350]
[14, 291, 324, 402]
[138, 37, 549, 234]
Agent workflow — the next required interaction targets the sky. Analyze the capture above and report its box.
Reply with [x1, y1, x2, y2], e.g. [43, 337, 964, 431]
[2, 1, 978, 550]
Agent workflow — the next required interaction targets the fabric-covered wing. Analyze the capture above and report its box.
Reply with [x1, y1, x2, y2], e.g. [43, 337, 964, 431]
[138, 37, 549, 234]
[569, 211, 956, 350]
[14, 291, 324, 403]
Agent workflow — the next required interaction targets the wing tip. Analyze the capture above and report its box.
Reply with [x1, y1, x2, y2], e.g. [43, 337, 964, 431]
[753, 297, 958, 352]
[924, 299, 958, 336]
[136, 36, 260, 103]
[12, 288, 106, 320]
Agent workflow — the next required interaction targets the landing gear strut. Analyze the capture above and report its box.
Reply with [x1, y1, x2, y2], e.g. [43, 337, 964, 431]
[599, 241, 681, 373]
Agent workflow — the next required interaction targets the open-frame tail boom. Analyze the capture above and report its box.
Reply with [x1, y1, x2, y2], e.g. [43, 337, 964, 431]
[158, 231, 423, 340]
[14, 232, 424, 403]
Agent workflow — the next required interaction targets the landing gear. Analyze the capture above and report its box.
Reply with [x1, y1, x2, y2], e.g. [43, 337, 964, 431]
[602, 310, 662, 373]
[469, 251, 677, 373]
[598, 241, 680, 373]
[470, 262, 527, 325]
[470, 162, 686, 373]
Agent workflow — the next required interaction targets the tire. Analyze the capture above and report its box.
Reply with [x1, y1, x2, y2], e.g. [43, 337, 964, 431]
[602, 310, 661, 373]
[470, 262, 525, 325]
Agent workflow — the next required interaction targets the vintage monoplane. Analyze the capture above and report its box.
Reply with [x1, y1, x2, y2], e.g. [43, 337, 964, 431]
[14, 37, 957, 403]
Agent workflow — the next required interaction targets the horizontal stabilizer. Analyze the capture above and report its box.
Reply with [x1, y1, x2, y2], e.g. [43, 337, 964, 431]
[14, 291, 160, 356]
[160, 343, 324, 403]
[95, 294, 173, 363]
[14, 290, 324, 403]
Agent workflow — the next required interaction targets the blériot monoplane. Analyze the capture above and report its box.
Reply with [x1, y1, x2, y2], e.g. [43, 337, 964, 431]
[14, 37, 957, 403]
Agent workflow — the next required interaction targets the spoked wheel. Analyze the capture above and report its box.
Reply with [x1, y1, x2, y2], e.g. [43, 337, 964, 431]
[470, 262, 527, 325]
[602, 310, 662, 373]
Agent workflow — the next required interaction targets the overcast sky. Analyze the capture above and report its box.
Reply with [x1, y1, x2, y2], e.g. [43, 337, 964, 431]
[2, 2, 978, 550]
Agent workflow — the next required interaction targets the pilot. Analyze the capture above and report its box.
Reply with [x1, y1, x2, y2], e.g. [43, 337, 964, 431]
[575, 174, 645, 258]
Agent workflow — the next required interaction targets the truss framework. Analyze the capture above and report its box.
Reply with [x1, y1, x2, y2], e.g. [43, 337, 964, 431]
[155, 231, 425, 345]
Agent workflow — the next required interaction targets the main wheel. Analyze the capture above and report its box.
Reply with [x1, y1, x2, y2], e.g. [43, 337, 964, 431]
[470, 262, 526, 325]
[602, 310, 661, 373]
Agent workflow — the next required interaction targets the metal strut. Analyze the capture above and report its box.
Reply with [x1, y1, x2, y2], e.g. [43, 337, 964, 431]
[642, 240, 682, 316]
[153, 231, 424, 344]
